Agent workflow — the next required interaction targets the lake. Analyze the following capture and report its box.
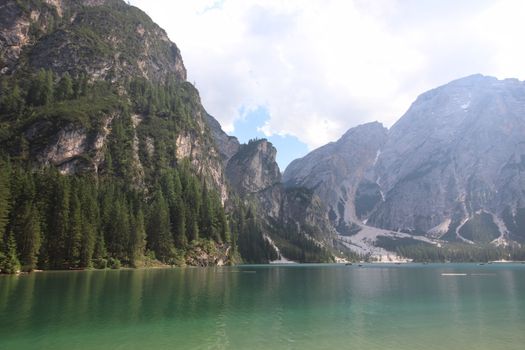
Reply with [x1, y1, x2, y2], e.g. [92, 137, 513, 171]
[1, 264, 524, 349]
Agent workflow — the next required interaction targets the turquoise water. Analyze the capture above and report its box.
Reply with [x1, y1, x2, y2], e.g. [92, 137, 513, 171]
[1, 264, 524, 349]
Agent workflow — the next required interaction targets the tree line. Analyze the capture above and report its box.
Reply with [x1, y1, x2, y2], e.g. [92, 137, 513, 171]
[0, 159, 233, 273]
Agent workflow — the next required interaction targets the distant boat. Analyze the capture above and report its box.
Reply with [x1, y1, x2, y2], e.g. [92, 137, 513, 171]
[345, 263, 353, 266]
[478, 263, 485, 266]
[358, 264, 363, 267]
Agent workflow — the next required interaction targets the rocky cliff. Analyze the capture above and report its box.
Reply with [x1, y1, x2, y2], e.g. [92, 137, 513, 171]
[283, 74, 525, 247]
[1, 0, 186, 81]
[371, 74, 525, 243]
[0, 0, 341, 267]
[0, 0, 228, 199]
[219, 138, 337, 261]
[284, 122, 387, 234]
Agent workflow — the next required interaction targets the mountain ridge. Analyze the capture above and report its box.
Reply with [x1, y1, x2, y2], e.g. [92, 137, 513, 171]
[283, 74, 525, 259]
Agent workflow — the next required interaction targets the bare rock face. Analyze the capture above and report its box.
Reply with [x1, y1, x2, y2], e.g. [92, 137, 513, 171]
[2, 0, 228, 200]
[204, 113, 240, 166]
[283, 122, 387, 233]
[370, 75, 525, 241]
[0, 1, 39, 73]
[1, 0, 186, 82]
[284, 74, 525, 244]
[211, 133, 337, 254]
[226, 139, 281, 195]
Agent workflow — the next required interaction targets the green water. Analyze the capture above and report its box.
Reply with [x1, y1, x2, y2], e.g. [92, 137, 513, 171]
[1, 264, 524, 349]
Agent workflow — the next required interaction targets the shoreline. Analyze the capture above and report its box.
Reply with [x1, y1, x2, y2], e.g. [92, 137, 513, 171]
[3, 260, 525, 276]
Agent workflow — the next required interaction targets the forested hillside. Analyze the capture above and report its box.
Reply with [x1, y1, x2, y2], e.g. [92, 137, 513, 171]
[0, 0, 341, 273]
[0, 0, 238, 272]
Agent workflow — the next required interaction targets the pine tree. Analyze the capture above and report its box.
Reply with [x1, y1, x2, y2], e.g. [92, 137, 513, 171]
[129, 208, 146, 267]
[66, 189, 82, 267]
[16, 202, 41, 272]
[218, 207, 230, 243]
[55, 72, 74, 101]
[0, 160, 10, 239]
[3, 83, 23, 113]
[1, 232, 20, 274]
[43, 69, 54, 105]
[93, 230, 107, 262]
[107, 198, 130, 262]
[79, 184, 98, 268]
[47, 175, 70, 269]
[73, 73, 88, 98]
[173, 195, 187, 247]
[199, 182, 214, 239]
[147, 190, 173, 262]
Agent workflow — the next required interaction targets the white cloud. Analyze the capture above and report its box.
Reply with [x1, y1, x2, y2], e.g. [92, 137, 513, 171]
[129, 0, 525, 149]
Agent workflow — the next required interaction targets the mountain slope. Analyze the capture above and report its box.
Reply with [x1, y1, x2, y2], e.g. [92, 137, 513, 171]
[372, 74, 525, 243]
[0, 0, 343, 273]
[0, 0, 239, 271]
[284, 74, 525, 258]
[283, 122, 387, 233]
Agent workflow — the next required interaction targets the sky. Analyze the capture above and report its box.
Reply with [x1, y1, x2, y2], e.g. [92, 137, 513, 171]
[129, 0, 525, 170]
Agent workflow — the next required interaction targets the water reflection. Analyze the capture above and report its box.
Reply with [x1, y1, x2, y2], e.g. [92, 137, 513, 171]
[0, 264, 524, 349]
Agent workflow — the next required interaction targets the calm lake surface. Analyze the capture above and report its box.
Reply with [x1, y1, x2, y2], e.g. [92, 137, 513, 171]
[1, 264, 524, 349]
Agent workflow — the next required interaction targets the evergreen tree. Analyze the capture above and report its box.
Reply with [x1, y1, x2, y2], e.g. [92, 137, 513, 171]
[78, 183, 98, 268]
[147, 189, 173, 262]
[27, 69, 54, 106]
[47, 175, 70, 269]
[55, 72, 74, 101]
[66, 189, 82, 267]
[129, 208, 146, 267]
[15, 202, 41, 272]
[173, 195, 187, 247]
[2, 83, 23, 113]
[0, 160, 10, 239]
[107, 198, 130, 262]
[1, 232, 20, 274]
[43, 69, 54, 105]
[93, 230, 107, 262]
[199, 182, 214, 239]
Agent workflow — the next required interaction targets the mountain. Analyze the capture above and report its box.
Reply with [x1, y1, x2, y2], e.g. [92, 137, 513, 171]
[0, 0, 339, 273]
[284, 122, 387, 234]
[284, 74, 525, 259]
[224, 139, 337, 262]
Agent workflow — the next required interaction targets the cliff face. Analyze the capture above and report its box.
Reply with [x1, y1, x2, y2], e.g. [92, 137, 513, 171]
[204, 113, 239, 166]
[226, 140, 281, 196]
[1, 0, 186, 81]
[371, 75, 525, 242]
[222, 138, 337, 258]
[1, 0, 339, 265]
[283, 122, 387, 233]
[283, 74, 525, 245]
[0, 0, 227, 199]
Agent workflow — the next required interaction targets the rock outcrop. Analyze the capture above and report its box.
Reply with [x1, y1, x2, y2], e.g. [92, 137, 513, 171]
[221, 138, 337, 254]
[283, 122, 387, 233]
[1, 0, 227, 197]
[371, 74, 525, 242]
[1, 0, 186, 82]
[226, 139, 281, 196]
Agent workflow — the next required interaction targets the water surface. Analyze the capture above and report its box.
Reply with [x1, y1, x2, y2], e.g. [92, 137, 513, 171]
[1, 264, 524, 349]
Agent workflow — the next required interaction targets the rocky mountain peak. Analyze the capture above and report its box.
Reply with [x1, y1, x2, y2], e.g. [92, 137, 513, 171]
[283, 121, 387, 233]
[370, 74, 525, 239]
[225, 139, 281, 195]
[283, 74, 525, 247]
[1, 0, 186, 82]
